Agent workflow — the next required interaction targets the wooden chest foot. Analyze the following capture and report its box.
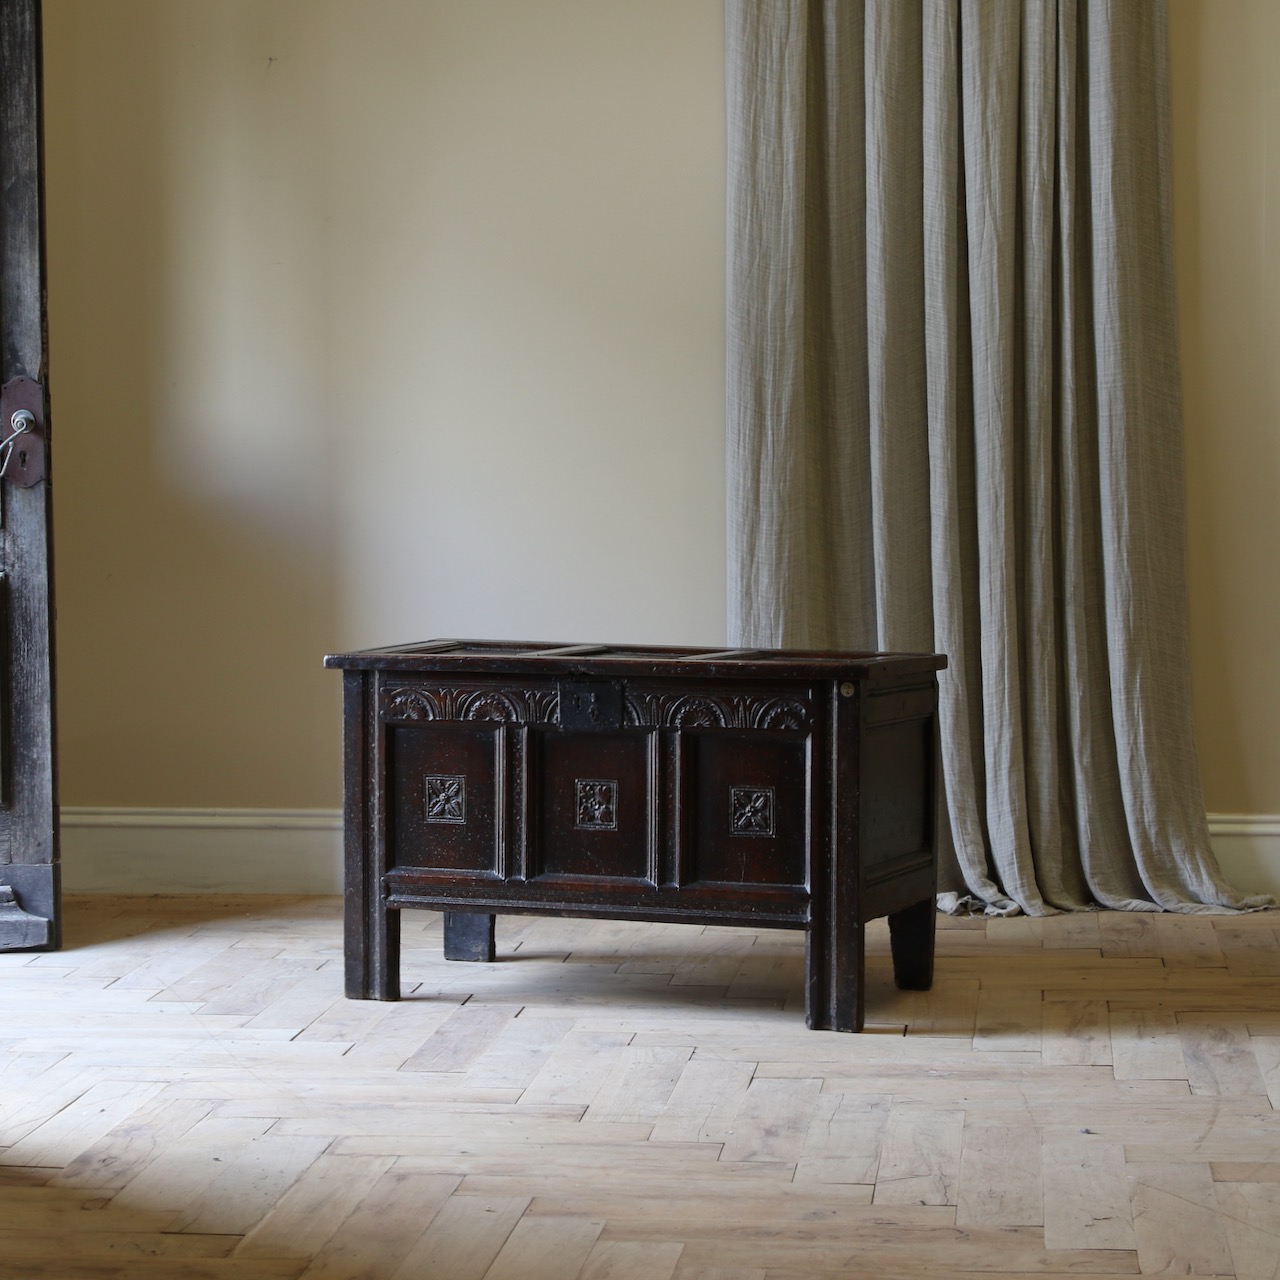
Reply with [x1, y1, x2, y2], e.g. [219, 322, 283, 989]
[444, 911, 497, 962]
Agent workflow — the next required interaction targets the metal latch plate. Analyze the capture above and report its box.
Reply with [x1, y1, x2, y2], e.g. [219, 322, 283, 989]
[0, 377, 45, 487]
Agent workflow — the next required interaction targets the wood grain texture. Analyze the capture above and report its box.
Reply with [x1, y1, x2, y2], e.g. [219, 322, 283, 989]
[1042, 1137, 1137, 1250]
[954, 1119, 1043, 1227]
[1127, 1159, 1234, 1276]
[2, 896, 1280, 1278]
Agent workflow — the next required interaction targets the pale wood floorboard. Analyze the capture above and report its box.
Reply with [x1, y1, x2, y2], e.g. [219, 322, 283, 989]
[1, 896, 1279, 1277]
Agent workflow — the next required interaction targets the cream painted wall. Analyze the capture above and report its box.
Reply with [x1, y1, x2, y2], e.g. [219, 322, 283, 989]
[1170, 0, 1280, 815]
[43, 1, 1278, 828]
[44, 0, 727, 809]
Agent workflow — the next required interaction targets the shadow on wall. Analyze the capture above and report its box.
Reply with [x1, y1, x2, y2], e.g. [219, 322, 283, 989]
[44, 2, 343, 810]
[43, 0, 729, 818]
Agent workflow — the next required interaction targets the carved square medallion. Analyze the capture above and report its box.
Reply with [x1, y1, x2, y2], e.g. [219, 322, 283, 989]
[731, 786, 775, 837]
[575, 779, 618, 830]
[425, 774, 466, 824]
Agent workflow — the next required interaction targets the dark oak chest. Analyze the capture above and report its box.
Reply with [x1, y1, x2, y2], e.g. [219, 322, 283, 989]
[325, 640, 946, 1030]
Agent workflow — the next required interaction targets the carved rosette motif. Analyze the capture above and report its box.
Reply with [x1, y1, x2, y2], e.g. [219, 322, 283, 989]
[731, 786, 776, 837]
[575, 779, 618, 830]
[424, 775, 466, 824]
[382, 685, 559, 724]
[624, 692, 809, 731]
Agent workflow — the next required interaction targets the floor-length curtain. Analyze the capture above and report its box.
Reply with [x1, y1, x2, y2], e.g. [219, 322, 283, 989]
[726, 0, 1268, 914]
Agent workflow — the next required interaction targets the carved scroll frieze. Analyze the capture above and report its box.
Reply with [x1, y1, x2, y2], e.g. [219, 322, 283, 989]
[624, 692, 810, 732]
[383, 682, 808, 731]
[382, 684, 559, 724]
[457, 689, 523, 722]
[386, 688, 446, 721]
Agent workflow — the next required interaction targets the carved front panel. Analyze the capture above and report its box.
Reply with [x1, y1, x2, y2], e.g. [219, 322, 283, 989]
[381, 675, 817, 897]
[532, 730, 654, 882]
[388, 724, 503, 876]
[687, 731, 808, 888]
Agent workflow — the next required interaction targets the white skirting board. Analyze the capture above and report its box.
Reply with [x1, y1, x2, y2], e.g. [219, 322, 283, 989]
[1206, 813, 1280, 900]
[55, 807, 1280, 899]
[59, 808, 344, 895]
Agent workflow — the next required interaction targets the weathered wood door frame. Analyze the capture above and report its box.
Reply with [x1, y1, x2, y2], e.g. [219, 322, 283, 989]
[0, 0, 59, 951]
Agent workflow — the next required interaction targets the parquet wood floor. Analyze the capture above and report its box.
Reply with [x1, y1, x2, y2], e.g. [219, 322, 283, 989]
[2, 896, 1279, 1279]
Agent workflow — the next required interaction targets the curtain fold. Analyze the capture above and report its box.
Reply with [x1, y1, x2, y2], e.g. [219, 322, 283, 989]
[726, 0, 1269, 914]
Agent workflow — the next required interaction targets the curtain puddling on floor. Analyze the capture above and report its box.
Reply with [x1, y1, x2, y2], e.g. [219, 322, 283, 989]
[725, 0, 1269, 914]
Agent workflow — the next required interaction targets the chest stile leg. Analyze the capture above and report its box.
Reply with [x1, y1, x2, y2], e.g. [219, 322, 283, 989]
[806, 681, 864, 1031]
[887, 706, 940, 991]
[344, 670, 400, 999]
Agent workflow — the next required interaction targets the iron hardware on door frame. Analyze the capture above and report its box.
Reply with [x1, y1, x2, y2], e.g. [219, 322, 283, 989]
[0, 377, 45, 487]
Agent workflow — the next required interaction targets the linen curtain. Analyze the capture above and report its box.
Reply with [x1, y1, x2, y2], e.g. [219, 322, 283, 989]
[726, 0, 1267, 914]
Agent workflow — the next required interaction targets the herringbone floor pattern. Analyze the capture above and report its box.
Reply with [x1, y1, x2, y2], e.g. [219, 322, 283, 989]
[2, 896, 1279, 1279]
